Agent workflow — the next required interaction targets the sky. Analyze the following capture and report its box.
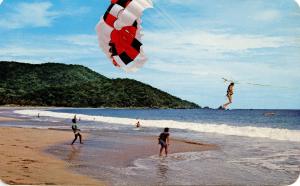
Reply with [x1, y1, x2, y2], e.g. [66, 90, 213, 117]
[0, 0, 300, 109]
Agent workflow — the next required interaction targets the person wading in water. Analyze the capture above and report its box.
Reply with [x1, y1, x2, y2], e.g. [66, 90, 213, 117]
[158, 128, 170, 156]
[71, 115, 83, 145]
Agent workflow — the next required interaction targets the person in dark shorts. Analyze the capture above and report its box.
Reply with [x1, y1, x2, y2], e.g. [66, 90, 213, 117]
[71, 115, 83, 145]
[158, 128, 170, 156]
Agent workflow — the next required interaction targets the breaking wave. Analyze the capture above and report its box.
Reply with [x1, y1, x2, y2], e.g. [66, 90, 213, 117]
[15, 109, 300, 142]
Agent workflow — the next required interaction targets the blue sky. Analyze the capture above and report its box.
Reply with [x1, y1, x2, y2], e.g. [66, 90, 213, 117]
[0, 0, 299, 109]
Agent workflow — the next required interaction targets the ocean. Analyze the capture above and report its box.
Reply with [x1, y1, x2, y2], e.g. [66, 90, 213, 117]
[8, 108, 300, 185]
[51, 108, 300, 130]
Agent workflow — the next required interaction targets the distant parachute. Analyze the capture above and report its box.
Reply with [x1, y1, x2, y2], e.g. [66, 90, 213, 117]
[96, 0, 153, 72]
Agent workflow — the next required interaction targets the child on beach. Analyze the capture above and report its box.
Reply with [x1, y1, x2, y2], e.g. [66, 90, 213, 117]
[71, 115, 83, 145]
[158, 128, 170, 156]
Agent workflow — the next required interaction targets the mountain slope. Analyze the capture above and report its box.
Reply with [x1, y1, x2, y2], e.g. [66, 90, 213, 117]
[0, 61, 200, 108]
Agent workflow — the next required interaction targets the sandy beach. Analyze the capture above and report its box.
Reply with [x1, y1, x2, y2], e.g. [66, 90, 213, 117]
[0, 126, 102, 185]
[1, 108, 298, 185]
[0, 114, 217, 185]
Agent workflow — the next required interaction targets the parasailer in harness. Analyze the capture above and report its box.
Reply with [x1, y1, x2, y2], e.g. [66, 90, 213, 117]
[71, 115, 83, 145]
[222, 82, 234, 109]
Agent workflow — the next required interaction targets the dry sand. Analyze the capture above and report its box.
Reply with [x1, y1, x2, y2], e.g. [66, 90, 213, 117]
[0, 127, 103, 185]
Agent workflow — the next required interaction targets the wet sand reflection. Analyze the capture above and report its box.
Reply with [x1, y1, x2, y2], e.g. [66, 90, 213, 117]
[157, 158, 169, 184]
[67, 145, 82, 162]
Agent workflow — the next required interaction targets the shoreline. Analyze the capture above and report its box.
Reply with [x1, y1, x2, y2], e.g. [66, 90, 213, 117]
[0, 127, 102, 185]
[0, 122, 218, 185]
[2, 105, 300, 111]
[0, 116, 21, 122]
[47, 130, 218, 185]
[14, 109, 300, 142]
[71, 132, 217, 167]
[1, 107, 299, 185]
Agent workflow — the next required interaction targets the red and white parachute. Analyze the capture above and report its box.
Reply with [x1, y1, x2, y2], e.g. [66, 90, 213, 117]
[96, 0, 153, 72]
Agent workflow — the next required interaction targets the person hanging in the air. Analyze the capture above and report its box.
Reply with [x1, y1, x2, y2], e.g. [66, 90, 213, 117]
[222, 82, 234, 109]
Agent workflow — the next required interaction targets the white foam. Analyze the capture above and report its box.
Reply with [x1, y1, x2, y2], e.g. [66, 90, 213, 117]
[289, 173, 300, 186]
[0, 179, 7, 186]
[14, 109, 300, 142]
[230, 149, 300, 173]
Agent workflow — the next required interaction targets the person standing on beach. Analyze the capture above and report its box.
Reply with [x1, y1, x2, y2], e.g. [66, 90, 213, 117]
[158, 128, 170, 156]
[71, 115, 83, 145]
[222, 82, 234, 109]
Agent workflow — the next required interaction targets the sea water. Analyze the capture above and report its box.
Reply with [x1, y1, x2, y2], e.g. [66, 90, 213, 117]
[10, 109, 300, 185]
[15, 108, 300, 141]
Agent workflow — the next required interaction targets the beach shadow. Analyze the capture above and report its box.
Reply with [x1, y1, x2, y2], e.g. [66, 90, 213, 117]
[67, 145, 82, 162]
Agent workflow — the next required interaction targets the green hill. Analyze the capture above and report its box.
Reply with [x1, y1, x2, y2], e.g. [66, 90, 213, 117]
[0, 61, 200, 108]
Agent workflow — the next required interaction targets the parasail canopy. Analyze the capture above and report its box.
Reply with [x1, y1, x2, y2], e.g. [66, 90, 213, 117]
[96, 0, 153, 72]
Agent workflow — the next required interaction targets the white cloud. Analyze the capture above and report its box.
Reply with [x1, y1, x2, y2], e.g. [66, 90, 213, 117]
[141, 30, 300, 89]
[295, 0, 300, 7]
[143, 30, 292, 61]
[153, 0, 198, 5]
[0, 34, 102, 65]
[0, 2, 59, 29]
[0, 0, 3, 5]
[55, 34, 98, 47]
[147, 60, 232, 78]
[253, 10, 281, 22]
[64, 7, 91, 16]
[147, 59, 300, 81]
[0, 1, 91, 29]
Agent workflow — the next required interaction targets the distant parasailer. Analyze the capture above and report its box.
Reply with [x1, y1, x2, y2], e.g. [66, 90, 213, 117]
[96, 0, 153, 72]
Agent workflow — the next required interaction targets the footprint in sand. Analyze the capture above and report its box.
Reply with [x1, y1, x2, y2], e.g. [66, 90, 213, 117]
[24, 146, 33, 149]
[7, 180, 17, 184]
[22, 159, 38, 163]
